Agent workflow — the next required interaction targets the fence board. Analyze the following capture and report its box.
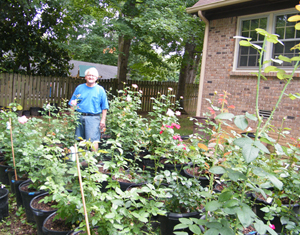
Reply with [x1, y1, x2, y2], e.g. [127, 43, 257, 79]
[0, 74, 199, 114]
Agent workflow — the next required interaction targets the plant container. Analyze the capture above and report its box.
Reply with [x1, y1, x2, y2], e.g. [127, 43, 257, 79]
[158, 211, 201, 235]
[12, 177, 29, 208]
[19, 180, 44, 223]
[30, 192, 57, 235]
[0, 163, 11, 185]
[42, 212, 72, 235]
[0, 188, 9, 221]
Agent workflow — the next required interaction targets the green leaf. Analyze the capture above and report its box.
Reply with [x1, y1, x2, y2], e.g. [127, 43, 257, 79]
[291, 56, 300, 61]
[209, 166, 226, 174]
[242, 144, 259, 163]
[189, 224, 202, 234]
[226, 169, 246, 181]
[223, 199, 239, 208]
[245, 112, 257, 121]
[239, 40, 252, 47]
[218, 191, 233, 202]
[236, 205, 253, 227]
[233, 137, 253, 148]
[178, 218, 193, 225]
[234, 115, 248, 130]
[174, 232, 188, 235]
[253, 141, 270, 154]
[174, 224, 189, 230]
[264, 66, 278, 73]
[267, 174, 283, 190]
[205, 201, 222, 211]
[215, 113, 234, 120]
[278, 55, 291, 63]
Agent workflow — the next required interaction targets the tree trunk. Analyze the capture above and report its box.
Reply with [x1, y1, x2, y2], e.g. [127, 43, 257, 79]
[117, 36, 131, 90]
[176, 41, 198, 114]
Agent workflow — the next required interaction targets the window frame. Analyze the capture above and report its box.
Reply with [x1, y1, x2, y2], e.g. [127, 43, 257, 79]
[233, 8, 299, 72]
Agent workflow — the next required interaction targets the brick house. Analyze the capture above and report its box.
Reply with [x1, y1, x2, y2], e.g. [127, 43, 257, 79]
[187, 0, 300, 140]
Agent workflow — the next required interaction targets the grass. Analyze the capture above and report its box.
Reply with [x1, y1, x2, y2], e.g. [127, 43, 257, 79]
[176, 114, 194, 136]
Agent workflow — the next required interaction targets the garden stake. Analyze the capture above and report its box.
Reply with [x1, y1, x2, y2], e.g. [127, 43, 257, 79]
[74, 143, 91, 235]
[9, 118, 18, 181]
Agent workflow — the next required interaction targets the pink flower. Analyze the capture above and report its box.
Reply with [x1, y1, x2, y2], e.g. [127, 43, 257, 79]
[159, 130, 163, 134]
[173, 135, 178, 140]
[18, 115, 28, 124]
[171, 123, 180, 129]
[70, 100, 77, 106]
[177, 144, 187, 150]
[165, 125, 174, 129]
[269, 224, 275, 230]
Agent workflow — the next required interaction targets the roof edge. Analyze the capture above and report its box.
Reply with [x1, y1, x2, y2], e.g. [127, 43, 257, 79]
[186, 0, 251, 14]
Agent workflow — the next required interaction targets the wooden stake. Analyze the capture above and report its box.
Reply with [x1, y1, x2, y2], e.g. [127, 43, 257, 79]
[74, 143, 91, 235]
[9, 118, 18, 181]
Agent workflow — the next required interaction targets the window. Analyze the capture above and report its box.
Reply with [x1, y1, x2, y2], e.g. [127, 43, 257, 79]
[235, 9, 300, 70]
[273, 14, 300, 66]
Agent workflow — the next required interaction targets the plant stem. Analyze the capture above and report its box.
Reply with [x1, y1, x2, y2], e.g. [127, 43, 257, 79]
[258, 60, 299, 136]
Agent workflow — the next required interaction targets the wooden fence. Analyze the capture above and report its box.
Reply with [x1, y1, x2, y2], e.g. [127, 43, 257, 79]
[0, 73, 199, 114]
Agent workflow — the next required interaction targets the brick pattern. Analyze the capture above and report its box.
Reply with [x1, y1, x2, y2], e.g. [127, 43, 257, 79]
[201, 17, 300, 141]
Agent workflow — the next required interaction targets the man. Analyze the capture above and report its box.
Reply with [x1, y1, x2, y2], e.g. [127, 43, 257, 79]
[69, 67, 109, 151]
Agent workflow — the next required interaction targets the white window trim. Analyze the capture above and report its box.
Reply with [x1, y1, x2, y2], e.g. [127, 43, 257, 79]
[232, 8, 299, 73]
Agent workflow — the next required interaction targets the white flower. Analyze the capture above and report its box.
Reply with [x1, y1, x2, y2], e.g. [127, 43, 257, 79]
[6, 121, 11, 130]
[132, 84, 138, 89]
[46, 103, 51, 110]
[126, 95, 132, 102]
[168, 87, 173, 91]
[166, 109, 174, 116]
[175, 111, 181, 116]
[139, 90, 143, 94]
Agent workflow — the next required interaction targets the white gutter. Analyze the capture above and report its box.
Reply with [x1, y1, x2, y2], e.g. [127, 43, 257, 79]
[196, 10, 209, 117]
[187, 0, 251, 14]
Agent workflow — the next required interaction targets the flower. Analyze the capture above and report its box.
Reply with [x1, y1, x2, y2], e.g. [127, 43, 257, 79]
[126, 95, 132, 102]
[168, 87, 173, 91]
[159, 130, 163, 134]
[18, 115, 28, 124]
[70, 100, 77, 106]
[171, 123, 180, 129]
[175, 111, 181, 116]
[166, 109, 174, 117]
[269, 224, 275, 230]
[132, 84, 138, 89]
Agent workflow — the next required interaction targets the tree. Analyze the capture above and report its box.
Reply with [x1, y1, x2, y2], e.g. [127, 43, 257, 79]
[0, 0, 75, 76]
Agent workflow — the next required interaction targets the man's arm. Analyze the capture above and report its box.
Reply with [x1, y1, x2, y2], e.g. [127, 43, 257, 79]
[100, 109, 107, 129]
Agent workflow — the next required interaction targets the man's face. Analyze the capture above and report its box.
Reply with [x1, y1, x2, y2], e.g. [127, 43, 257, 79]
[85, 72, 97, 85]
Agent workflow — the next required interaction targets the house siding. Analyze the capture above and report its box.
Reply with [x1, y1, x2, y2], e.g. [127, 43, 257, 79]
[202, 16, 300, 140]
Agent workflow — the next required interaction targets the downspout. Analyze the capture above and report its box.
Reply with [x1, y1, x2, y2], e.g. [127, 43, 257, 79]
[196, 11, 209, 117]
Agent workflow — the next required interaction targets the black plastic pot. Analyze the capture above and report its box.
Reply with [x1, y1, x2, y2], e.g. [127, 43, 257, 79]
[12, 177, 29, 208]
[0, 163, 11, 185]
[42, 212, 72, 235]
[22, 110, 31, 117]
[19, 180, 44, 223]
[30, 192, 57, 235]
[30, 107, 41, 116]
[6, 168, 15, 193]
[158, 211, 201, 235]
[0, 188, 9, 221]
[253, 193, 299, 233]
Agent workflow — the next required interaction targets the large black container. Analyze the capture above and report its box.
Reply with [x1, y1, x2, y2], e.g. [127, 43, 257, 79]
[30, 192, 57, 235]
[19, 180, 44, 223]
[12, 177, 29, 208]
[0, 188, 9, 221]
[0, 163, 11, 185]
[158, 211, 201, 235]
[42, 212, 71, 235]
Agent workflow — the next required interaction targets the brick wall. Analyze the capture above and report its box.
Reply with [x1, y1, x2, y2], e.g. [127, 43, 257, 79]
[201, 17, 300, 141]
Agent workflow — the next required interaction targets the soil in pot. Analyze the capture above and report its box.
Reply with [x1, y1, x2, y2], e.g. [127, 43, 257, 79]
[30, 192, 58, 235]
[19, 181, 44, 223]
[0, 188, 9, 221]
[42, 212, 76, 235]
